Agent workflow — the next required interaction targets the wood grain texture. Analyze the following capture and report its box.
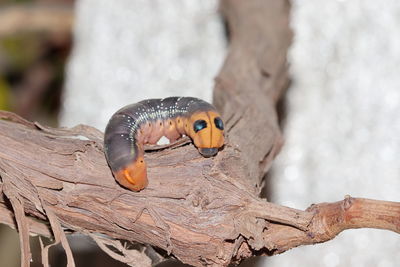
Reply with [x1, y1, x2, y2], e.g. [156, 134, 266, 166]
[0, 1, 399, 267]
[214, 0, 291, 190]
[0, 114, 313, 266]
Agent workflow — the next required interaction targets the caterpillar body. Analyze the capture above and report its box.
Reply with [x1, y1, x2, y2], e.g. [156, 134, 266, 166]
[104, 97, 225, 191]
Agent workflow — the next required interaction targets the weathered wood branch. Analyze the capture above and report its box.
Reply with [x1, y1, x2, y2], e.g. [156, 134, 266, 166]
[0, 111, 311, 266]
[0, 0, 399, 267]
[1, 114, 399, 266]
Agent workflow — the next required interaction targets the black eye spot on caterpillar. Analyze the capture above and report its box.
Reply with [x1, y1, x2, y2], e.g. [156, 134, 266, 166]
[104, 97, 225, 191]
[214, 117, 224, 130]
[193, 120, 207, 133]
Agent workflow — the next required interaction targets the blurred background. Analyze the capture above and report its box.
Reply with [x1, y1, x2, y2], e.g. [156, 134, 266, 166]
[0, 0, 399, 266]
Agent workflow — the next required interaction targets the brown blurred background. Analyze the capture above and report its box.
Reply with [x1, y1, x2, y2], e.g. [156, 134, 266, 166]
[0, 1, 128, 266]
[0, 0, 72, 126]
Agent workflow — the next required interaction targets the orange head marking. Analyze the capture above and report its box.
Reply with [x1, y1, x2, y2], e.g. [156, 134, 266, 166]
[115, 156, 148, 191]
[188, 111, 224, 157]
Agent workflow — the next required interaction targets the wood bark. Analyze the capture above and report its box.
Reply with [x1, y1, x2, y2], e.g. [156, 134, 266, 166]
[0, 0, 399, 267]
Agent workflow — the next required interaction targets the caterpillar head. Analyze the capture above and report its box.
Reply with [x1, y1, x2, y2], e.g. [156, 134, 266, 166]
[187, 111, 225, 157]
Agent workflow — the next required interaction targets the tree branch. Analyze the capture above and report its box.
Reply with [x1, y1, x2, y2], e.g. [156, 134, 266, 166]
[0, 0, 399, 267]
[262, 197, 400, 254]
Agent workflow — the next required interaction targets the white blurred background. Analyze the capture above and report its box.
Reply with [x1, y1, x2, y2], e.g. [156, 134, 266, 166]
[267, 1, 400, 267]
[60, 1, 400, 266]
[60, 0, 225, 128]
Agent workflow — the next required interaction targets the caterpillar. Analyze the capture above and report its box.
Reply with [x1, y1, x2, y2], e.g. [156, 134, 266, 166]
[104, 97, 225, 191]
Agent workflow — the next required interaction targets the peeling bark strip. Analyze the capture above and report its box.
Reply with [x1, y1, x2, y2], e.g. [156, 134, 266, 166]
[0, 1, 399, 267]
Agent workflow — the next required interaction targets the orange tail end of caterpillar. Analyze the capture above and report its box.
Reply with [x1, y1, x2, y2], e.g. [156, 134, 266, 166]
[114, 157, 147, 191]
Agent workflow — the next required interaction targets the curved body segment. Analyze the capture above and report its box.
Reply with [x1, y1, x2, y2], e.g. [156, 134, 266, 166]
[104, 97, 225, 191]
